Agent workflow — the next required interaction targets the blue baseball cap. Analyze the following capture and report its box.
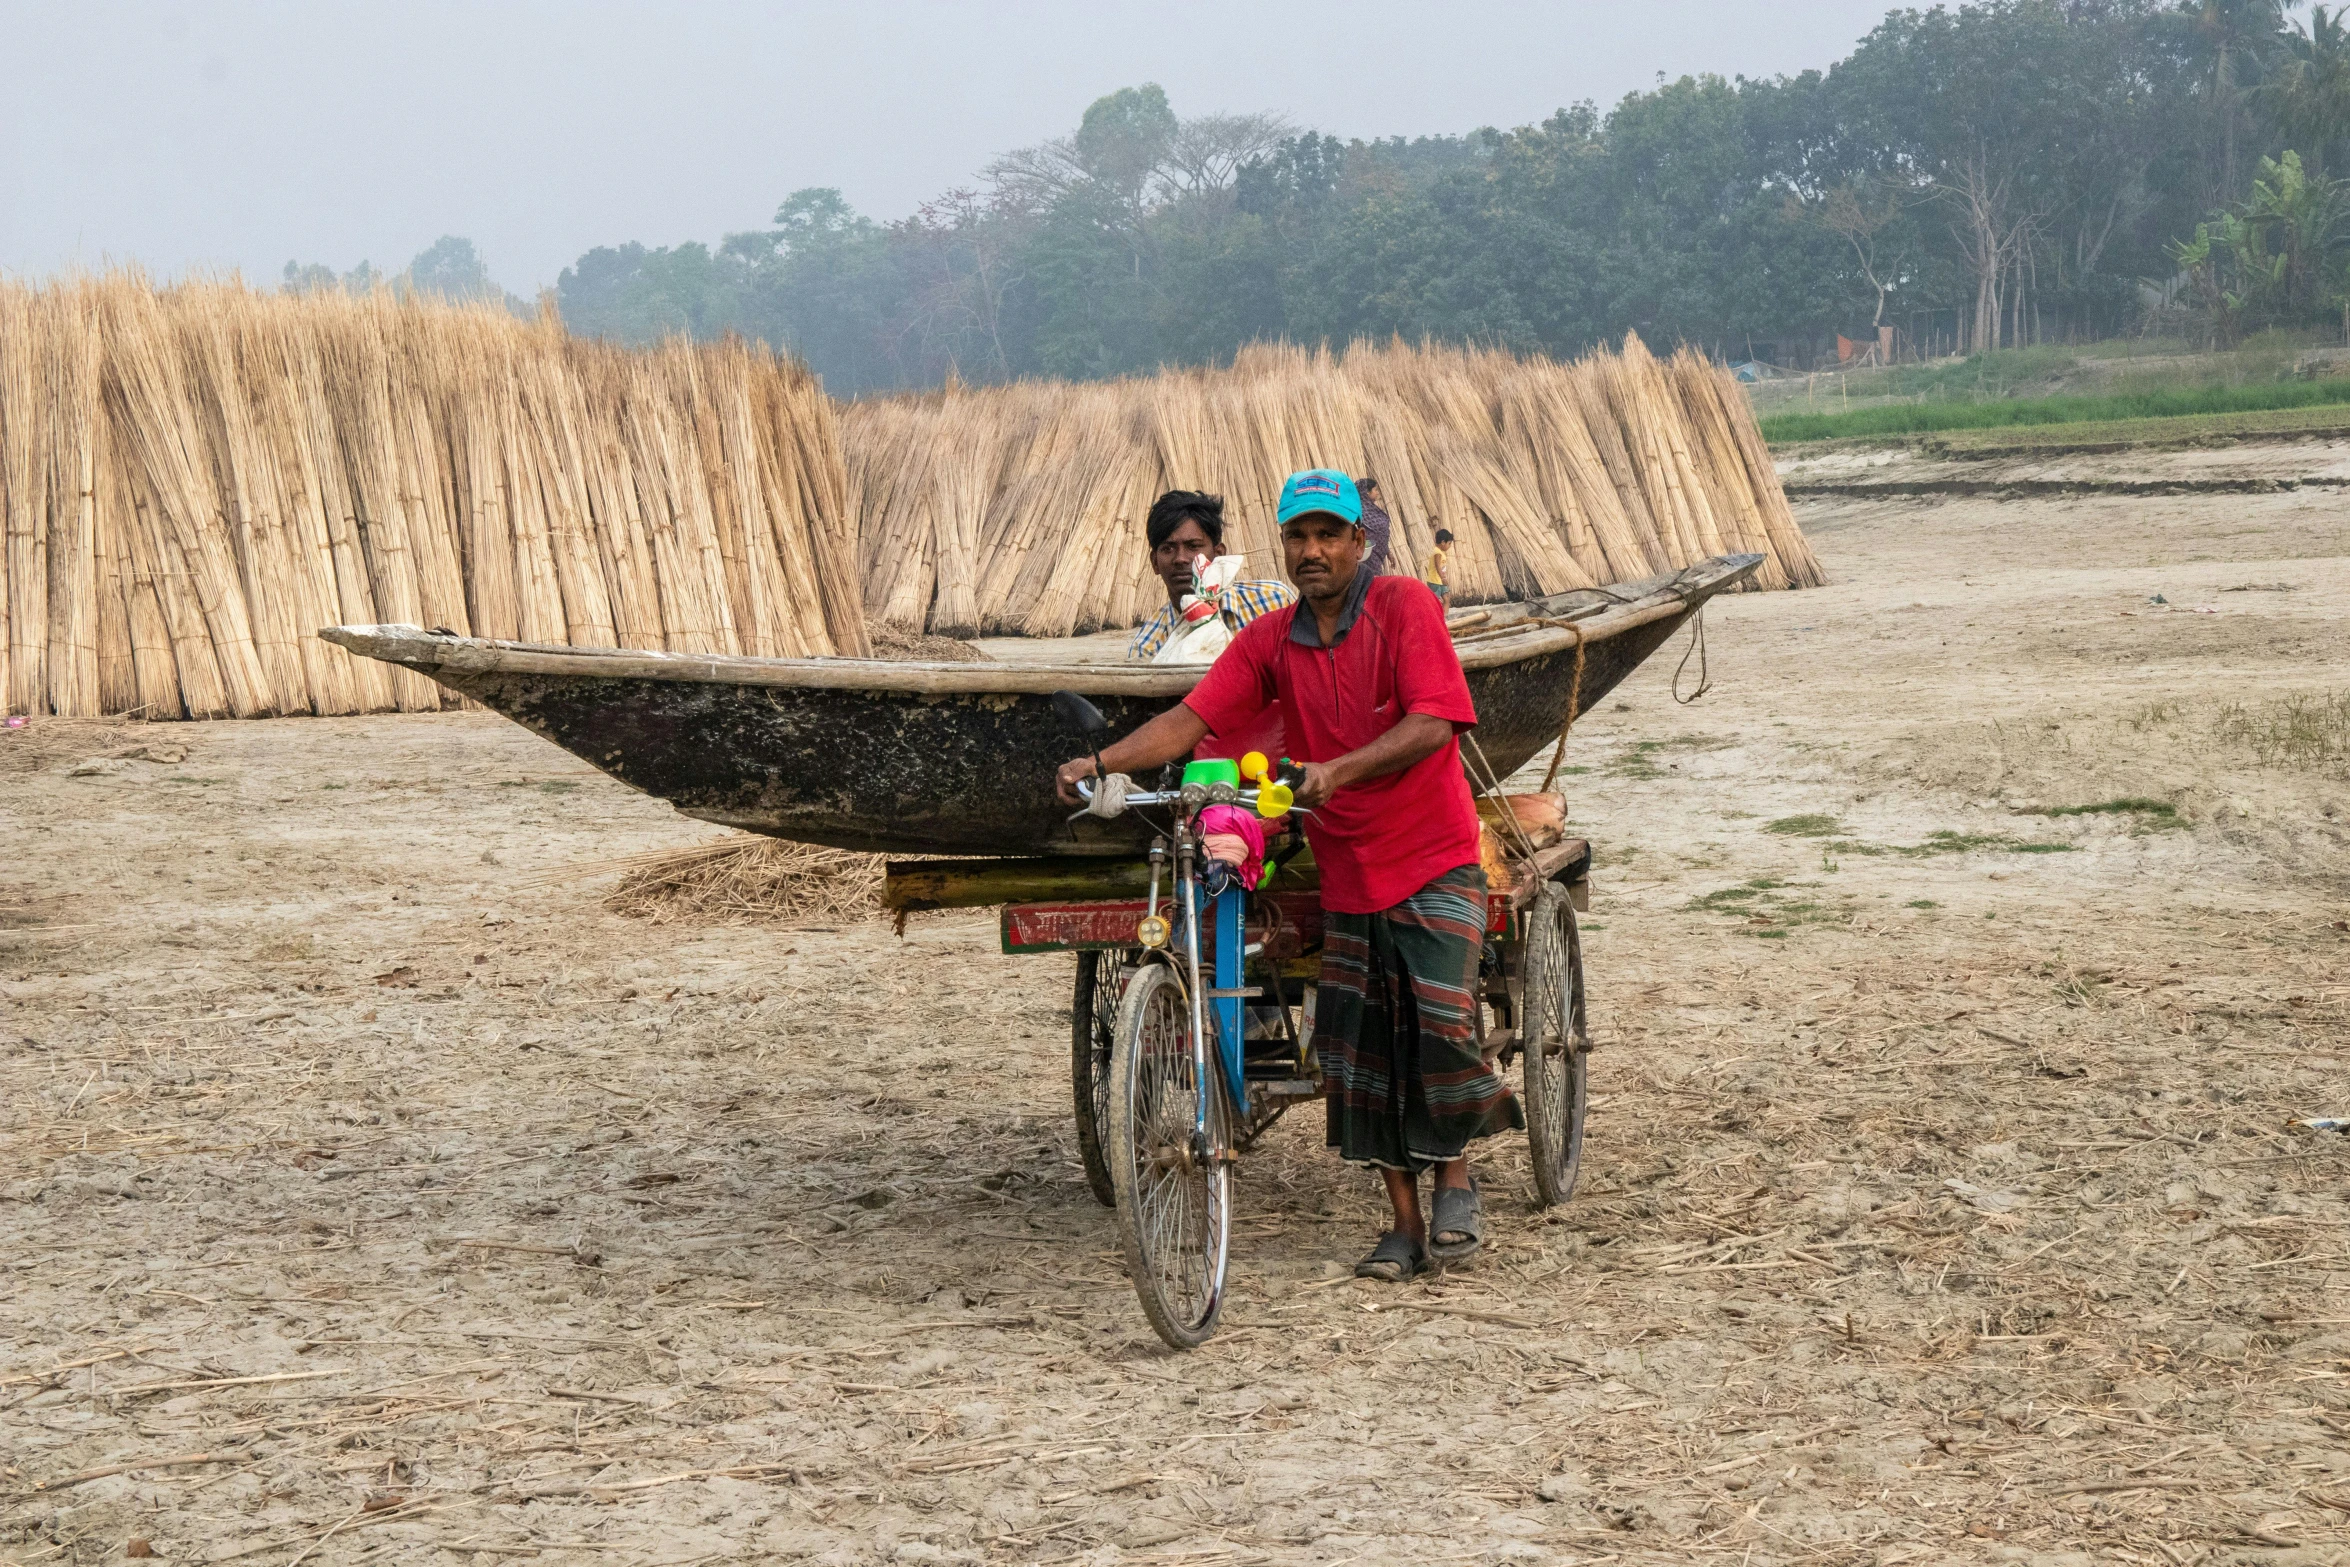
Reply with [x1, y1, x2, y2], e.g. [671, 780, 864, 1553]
[1276, 469, 1362, 528]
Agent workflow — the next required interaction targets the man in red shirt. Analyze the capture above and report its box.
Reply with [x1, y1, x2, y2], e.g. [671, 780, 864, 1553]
[1055, 469, 1520, 1280]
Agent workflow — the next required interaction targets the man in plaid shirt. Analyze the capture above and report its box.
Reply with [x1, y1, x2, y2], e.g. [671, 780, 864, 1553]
[1128, 490, 1297, 661]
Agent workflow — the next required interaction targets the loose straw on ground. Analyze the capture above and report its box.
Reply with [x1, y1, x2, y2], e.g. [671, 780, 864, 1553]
[604, 838, 887, 926]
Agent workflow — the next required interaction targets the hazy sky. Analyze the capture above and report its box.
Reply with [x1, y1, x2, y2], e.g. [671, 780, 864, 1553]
[4, 1, 1898, 294]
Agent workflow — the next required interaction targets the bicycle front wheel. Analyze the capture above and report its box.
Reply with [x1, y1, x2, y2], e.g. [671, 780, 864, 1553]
[1107, 962, 1231, 1349]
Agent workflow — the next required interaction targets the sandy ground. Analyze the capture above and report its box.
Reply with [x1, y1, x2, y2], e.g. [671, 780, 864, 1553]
[1780, 437, 2350, 491]
[5, 473, 2349, 1567]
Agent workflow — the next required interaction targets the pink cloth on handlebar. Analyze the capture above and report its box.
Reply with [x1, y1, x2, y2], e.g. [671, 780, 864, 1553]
[1197, 805, 1267, 890]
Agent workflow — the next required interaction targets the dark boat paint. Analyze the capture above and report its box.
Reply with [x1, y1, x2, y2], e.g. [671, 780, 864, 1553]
[323, 555, 1760, 858]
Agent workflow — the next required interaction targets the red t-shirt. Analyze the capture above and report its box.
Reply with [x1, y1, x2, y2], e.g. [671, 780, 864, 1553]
[1183, 576, 1481, 915]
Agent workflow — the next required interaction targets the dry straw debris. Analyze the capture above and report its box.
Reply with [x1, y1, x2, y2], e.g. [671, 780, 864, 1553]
[864, 622, 990, 663]
[0, 272, 867, 719]
[843, 335, 1824, 637]
[603, 835, 887, 926]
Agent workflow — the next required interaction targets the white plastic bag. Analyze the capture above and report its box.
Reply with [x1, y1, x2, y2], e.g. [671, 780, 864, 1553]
[1150, 554, 1248, 665]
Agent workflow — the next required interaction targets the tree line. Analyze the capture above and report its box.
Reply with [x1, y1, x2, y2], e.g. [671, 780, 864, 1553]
[330, 1, 2350, 390]
[282, 236, 539, 320]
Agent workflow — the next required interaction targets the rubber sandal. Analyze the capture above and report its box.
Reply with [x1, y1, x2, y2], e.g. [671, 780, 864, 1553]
[1353, 1230, 1426, 1282]
[1428, 1178, 1484, 1261]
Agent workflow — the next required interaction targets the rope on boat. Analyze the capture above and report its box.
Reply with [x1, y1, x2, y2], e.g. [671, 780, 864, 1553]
[1533, 619, 1590, 795]
[1672, 609, 1713, 706]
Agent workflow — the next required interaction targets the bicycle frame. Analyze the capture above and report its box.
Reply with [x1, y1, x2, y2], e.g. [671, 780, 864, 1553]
[1165, 815, 1248, 1151]
[1086, 774, 1273, 1125]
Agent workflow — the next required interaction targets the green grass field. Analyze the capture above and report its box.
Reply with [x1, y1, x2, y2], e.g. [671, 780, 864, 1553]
[1758, 376, 2350, 445]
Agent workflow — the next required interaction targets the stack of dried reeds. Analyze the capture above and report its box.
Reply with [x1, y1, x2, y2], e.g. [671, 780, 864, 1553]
[843, 333, 1822, 637]
[0, 272, 866, 719]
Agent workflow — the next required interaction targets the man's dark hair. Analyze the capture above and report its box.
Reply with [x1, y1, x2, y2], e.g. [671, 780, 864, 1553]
[1145, 490, 1225, 551]
[1433, 528, 1454, 544]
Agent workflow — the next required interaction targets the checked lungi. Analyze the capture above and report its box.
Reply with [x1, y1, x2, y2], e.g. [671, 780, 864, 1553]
[1317, 863, 1524, 1171]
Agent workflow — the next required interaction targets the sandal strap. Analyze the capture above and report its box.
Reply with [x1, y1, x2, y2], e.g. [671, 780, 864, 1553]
[1431, 1182, 1484, 1242]
[1356, 1230, 1425, 1277]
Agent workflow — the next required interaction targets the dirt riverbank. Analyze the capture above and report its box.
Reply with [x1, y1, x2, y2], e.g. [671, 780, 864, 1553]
[4, 468, 2348, 1566]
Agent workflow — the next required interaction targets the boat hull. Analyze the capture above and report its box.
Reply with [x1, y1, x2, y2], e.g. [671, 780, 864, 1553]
[322, 555, 1759, 858]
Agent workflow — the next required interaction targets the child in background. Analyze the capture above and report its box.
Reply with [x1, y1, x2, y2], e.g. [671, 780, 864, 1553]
[1424, 528, 1454, 606]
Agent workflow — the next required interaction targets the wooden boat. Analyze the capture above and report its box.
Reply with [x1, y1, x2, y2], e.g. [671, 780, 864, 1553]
[321, 553, 1761, 858]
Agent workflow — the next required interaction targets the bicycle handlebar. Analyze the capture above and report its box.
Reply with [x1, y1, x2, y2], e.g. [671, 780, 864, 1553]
[1074, 775, 1306, 821]
[1075, 778, 1254, 809]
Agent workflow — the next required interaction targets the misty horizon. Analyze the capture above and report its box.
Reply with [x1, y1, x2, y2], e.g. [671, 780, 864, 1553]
[5, 1, 1900, 294]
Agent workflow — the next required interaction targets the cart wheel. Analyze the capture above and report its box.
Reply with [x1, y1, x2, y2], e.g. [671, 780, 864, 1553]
[1107, 962, 1232, 1349]
[1520, 882, 1588, 1208]
[1071, 950, 1124, 1208]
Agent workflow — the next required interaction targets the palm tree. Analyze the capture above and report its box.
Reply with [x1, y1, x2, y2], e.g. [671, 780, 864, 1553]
[2257, 4, 2350, 173]
[2168, 0, 2296, 199]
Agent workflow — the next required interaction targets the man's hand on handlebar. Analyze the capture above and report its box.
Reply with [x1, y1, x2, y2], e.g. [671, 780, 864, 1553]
[1054, 755, 1101, 806]
[1291, 761, 1340, 810]
[1047, 704, 1212, 807]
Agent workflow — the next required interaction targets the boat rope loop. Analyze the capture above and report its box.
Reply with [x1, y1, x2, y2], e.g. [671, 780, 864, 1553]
[1672, 608, 1713, 706]
[1528, 617, 1589, 795]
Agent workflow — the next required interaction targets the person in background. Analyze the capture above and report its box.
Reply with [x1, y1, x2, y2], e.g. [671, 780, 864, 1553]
[1424, 527, 1454, 606]
[1355, 476, 1393, 577]
[1127, 489, 1296, 662]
